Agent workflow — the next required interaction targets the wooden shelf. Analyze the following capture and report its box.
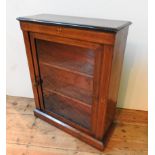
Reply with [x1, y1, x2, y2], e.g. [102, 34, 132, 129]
[36, 39, 95, 77]
[40, 61, 93, 78]
[40, 63, 93, 105]
[43, 88, 91, 112]
[43, 88, 91, 129]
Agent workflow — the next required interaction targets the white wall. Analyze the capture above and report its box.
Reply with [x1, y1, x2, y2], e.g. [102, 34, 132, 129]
[6, 0, 148, 111]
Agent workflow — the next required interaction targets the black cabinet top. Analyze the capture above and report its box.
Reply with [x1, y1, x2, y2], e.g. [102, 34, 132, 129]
[17, 14, 131, 32]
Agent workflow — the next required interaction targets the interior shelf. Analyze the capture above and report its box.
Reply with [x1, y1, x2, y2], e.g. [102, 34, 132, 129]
[39, 63, 93, 105]
[36, 39, 95, 76]
[40, 61, 93, 78]
[43, 88, 91, 111]
[43, 88, 91, 129]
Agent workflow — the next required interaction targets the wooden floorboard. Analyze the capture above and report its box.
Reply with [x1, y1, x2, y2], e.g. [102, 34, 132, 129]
[6, 96, 148, 155]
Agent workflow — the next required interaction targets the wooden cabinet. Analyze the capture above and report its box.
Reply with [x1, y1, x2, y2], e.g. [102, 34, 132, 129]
[17, 14, 131, 150]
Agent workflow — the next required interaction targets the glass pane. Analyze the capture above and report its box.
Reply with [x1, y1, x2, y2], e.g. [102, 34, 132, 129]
[36, 39, 95, 129]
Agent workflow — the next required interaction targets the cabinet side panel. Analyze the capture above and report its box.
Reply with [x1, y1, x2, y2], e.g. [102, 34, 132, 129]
[95, 45, 114, 140]
[22, 31, 41, 109]
[105, 27, 129, 132]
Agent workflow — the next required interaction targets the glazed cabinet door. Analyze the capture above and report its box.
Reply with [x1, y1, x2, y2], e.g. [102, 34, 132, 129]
[29, 32, 103, 134]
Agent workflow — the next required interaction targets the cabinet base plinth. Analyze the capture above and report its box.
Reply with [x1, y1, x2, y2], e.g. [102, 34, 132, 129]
[34, 109, 106, 150]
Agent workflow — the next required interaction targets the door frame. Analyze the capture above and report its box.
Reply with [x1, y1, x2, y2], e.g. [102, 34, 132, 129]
[29, 32, 104, 135]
